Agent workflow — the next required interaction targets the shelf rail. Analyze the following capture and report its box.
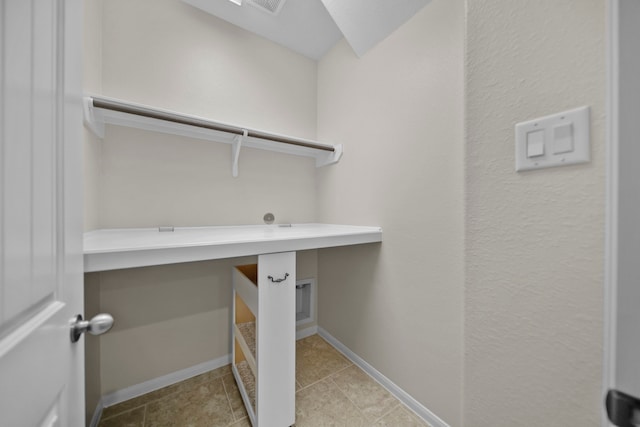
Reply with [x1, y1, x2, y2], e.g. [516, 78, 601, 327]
[90, 96, 335, 152]
[83, 95, 343, 176]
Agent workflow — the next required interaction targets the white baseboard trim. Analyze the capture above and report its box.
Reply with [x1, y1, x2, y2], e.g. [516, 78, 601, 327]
[91, 330, 320, 425]
[88, 400, 104, 427]
[317, 327, 450, 427]
[91, 329, 442, 426]
[99, 353, 231, 410]
[296, 325, 318, 340]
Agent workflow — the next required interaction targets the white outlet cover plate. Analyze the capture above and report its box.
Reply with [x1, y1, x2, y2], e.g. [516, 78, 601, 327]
[515, 106, 590, 172]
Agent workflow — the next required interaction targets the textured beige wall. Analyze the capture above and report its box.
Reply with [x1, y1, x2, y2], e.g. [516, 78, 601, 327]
[316, 1, 465, 425]
[89, 0, 319, 395]
[464, 1, 605, 425]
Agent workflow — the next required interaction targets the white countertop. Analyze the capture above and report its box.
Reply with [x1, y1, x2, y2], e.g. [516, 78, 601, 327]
[84, 223, 382, 272]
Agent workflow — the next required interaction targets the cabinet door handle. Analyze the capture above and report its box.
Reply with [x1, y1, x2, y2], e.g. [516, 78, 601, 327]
[267, 273, 289, 283]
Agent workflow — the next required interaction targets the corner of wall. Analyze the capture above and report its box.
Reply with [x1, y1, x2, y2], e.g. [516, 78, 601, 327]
[315, 0, 465, 425]
[84, 272, 102, 426]
[83, 0, 103, 232]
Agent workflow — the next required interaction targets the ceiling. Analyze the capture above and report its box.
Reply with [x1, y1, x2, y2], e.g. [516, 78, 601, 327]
[182, 0, 431, 60]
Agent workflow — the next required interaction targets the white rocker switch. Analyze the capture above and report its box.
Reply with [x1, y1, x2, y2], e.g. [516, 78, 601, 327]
[526, 130, 545, 158]
[553, 123, 574, 154]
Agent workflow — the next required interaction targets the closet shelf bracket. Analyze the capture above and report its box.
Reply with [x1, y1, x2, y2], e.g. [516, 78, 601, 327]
[82, 95, 344, 176]
[83, 97, 105, 138]
[232, 129, 247, 178]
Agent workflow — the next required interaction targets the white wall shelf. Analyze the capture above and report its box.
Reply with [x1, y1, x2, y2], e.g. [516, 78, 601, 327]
[83, 95, 343, 177]
[83, 223, 382, 272]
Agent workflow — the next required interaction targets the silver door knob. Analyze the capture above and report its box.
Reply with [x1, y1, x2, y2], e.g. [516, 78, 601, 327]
[70, 313, 114, 343]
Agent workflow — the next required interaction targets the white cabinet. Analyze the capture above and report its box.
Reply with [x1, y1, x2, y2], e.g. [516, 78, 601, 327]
[232, 252, 296, 427]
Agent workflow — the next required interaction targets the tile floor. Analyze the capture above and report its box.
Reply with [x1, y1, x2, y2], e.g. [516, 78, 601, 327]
[97, 334, 430, 427]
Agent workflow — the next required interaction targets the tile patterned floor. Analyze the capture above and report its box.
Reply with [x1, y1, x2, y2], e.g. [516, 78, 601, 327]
[97, 334, 430, 427]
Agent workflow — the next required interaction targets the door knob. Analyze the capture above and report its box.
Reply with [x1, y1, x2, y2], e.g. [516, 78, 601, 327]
[70, 313, 114, 343]
[606, 389, 640, 427]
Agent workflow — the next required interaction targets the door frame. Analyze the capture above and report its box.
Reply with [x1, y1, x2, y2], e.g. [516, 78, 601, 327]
[603, 0, 619, 426]
[63, 0, 87, 424]
[602, 0, 639, 425]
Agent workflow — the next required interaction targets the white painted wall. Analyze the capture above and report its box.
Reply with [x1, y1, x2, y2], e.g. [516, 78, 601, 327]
[316, 0, 465, 424]
[99, 0, 318, 228]
[464, 0, 605, 425]
[83, 0, 101, 232]
[84, 0, 320, 396]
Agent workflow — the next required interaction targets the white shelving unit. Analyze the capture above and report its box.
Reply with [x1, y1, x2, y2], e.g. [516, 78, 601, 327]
[83, 95, 343, 177]
[233, 253, 296, 427]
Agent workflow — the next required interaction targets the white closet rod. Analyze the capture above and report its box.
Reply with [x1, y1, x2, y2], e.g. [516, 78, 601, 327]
[90, 96, 335, 153]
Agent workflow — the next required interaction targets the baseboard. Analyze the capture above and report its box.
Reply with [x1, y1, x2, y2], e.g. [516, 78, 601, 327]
[98, 353, 231, 411]
[88, 400, 103, 427]
[92, 329, 439, 426]
[317, 327, 450, 427]
[91, 330, 320, 425]
[296, 325, 318, 340]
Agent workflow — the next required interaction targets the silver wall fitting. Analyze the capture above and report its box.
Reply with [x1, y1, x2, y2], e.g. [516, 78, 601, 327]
[264, 213, 275, 224]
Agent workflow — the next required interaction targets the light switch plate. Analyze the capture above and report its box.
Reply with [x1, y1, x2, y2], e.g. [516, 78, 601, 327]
[515, 106, 590, 172]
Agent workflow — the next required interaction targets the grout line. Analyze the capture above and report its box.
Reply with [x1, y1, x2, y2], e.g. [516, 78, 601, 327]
[327, 376, 373, 422]
[221, 375, 238, 421]
[371, 401, 402, 424]
[232, 416, 248, 426]
[295, 362, 351, 393]
[295, 342, 353, 392]
[295, 379, 320, 393]
[328, 365, 403, 425]
[99, 403, 147, 422]
[295, 361, 353, 392]
[141, 404, 147, 427]
[296, 355, 360, 393]
[326, 363, 354, 379]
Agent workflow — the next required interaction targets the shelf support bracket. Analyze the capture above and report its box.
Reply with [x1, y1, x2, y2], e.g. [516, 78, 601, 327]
[232, 129, 247, 178]
[315, 143, 343, 167]
[83, 96, 105, 138]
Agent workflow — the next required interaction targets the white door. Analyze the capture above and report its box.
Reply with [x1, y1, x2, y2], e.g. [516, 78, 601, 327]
[0, 1, 84, 426]
[605, 1, 640, 426]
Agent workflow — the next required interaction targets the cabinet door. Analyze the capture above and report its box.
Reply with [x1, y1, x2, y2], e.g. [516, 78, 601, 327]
[257, 252, 296, 427]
